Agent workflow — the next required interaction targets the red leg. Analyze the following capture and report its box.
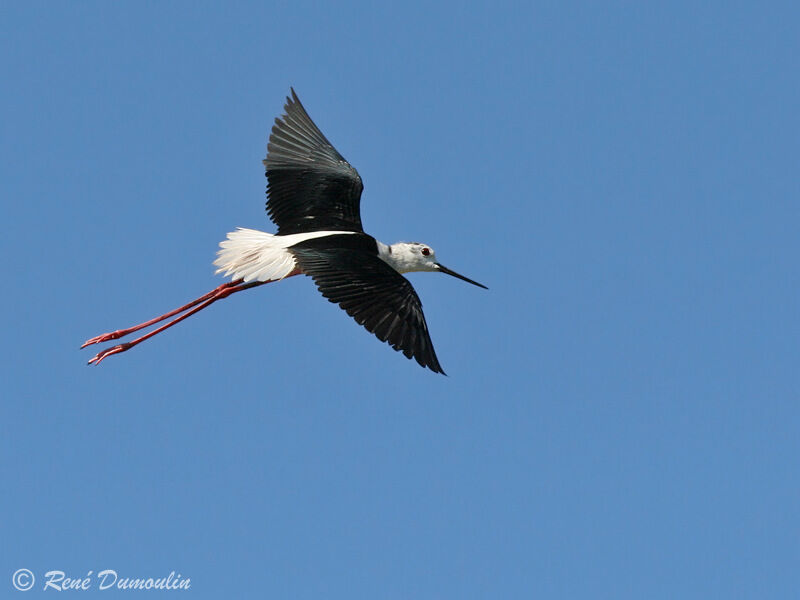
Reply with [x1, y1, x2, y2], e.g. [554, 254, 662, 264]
[86, 279, 268, 365]
[82, 280, 246, 348]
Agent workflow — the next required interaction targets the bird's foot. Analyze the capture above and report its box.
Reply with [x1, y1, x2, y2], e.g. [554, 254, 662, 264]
[81, 330, 127, 348]
[87, 343, 131, 365]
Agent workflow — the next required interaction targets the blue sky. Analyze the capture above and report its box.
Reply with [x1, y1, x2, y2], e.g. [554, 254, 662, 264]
[1, 2, 798, 597]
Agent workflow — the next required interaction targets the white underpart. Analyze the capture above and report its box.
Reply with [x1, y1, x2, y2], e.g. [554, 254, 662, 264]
[213, 228, 355, 283]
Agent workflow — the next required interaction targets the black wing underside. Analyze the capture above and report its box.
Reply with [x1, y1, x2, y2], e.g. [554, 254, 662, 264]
[290, 242, 445, 375]
[265, 89, 364, 235]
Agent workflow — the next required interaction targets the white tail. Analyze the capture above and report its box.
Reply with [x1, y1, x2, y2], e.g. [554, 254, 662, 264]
[214, 228, 298, 283]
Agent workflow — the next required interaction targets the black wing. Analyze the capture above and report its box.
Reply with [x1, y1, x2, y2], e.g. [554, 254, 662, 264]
[290, 241, 445, 375]
[265, 89, 364, 235]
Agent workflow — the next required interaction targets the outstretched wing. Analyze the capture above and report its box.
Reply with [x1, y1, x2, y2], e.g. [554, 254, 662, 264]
[290, 241, 445, 374]
[265, 89, 364, 235]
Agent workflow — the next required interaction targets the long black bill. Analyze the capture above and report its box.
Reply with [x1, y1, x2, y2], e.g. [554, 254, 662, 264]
[436, 264, 488, 289]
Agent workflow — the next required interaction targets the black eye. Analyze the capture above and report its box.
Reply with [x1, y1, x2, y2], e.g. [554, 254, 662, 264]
[421, 248, 430, 256]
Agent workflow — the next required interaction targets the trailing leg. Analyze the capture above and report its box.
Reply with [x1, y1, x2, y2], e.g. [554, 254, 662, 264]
[86, 279, 269, 365]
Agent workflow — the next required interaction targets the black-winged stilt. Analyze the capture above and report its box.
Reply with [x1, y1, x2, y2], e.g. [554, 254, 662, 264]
[82, 89, 486, 374]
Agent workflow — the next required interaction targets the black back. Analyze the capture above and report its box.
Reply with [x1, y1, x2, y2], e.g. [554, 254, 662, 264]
[290, 234, 445, 374]
[265, 89, 364, 235]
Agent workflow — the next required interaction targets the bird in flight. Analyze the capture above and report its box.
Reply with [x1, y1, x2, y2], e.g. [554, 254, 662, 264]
[82, 89, 486, 374]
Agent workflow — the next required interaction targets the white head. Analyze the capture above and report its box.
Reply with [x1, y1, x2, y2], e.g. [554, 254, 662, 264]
[386, 242, 487, 288]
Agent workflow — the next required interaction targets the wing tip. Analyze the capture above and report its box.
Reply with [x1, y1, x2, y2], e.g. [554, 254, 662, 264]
[285, 86, 303, 114]
[414, 344, 445, 375]
[424, 356, 447, 376]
